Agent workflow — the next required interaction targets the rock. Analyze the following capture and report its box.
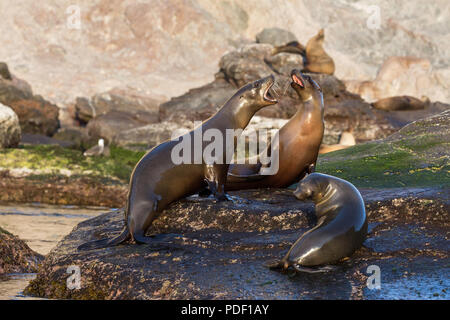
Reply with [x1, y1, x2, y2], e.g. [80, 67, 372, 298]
[318, 109, 450, 188]
[0, 75, 33, 107]
[73, 97, 94, 125]
[23, 186, 449, 299]
[0, 103, 21, 148]
[219, 44, 274, 88]
[75, 88, 162, 125]
[159, 78, 236, 123]
[0, 62, 12, 80]
[21, 133, 75, 148]
[0, 226, 43, 274]
[52, 127, 96, 150]
[7, 96, 60, 136]
[265, 53, 304, 76]
[255, 28, 298, 47]
[87, 110, 157, 143]
[345, 56, 446, 103]
[113, 122, 192, 151]
[1, 1, 449, 106]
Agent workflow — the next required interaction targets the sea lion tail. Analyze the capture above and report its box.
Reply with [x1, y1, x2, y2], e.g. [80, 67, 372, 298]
[77, 227, 130, 251]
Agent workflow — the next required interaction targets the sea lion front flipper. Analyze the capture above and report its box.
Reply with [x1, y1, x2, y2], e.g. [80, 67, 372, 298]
[292, 264, 337, 273]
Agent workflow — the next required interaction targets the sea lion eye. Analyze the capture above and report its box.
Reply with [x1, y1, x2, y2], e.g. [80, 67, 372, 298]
[253, 82, 260, 89]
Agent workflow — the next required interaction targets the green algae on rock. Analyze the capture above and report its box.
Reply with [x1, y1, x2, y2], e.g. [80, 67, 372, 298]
[317, 110, 450, 188]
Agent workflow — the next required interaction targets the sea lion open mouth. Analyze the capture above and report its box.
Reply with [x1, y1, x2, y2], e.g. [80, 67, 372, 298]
[263, 78, 278, 103]
[291, 70, 305, 89]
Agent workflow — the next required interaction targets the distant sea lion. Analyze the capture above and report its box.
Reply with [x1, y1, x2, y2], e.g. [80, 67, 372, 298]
[268, 173, 367, 273]
[371, 95, 430, 111]
[304, 29, 335, 75]
[272, 41, 306, 56]
[78, 76, 278, 250]
[225, 69, 324, 190]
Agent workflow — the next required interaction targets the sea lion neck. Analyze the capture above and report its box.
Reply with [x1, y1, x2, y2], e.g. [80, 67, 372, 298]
[315, 182, 338, 215]
[216, 95, 255, 130]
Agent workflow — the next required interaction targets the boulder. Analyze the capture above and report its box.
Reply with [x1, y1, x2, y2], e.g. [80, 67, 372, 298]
[7, 96, 60, 136]
[255, 28, 298, 47]
[0, 226, 43, 274]
[52, 127, 96, 150]
[265, 53, 304, 76]
[159, 78, 236, 123]
[219, 44, 274, 88]
[87, 110, 157, 143]
[75, 88, 162, 125]
[0, 103, 21, 148]
[113, 121, 192, 151]
[345, 56, 447, 103]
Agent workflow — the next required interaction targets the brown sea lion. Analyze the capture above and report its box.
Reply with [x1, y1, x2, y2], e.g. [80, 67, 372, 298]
[267, 173, 368, 273]
[304, 29, 335, 75]
[371, 95, 430, 111]
[224, 69, 324, 190]
[272, 41, 306, 56]
[78, 75, 278, 250]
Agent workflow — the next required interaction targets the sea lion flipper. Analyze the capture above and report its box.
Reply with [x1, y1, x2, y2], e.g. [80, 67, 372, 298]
[292, 264, 336, 273]
[227, 172, 267, 182]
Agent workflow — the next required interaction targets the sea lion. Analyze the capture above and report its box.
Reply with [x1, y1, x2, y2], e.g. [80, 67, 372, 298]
[371, 95, 430, 111]
[78, 75, 278, 250]
[272, 41, 306, 56]
[304, 29, 335, 75]
[224, 69, 324, 190]
[268, 173, 367, 273]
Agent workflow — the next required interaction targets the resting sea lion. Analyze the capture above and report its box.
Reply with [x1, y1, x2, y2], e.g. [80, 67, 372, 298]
[225, 69, 324, 190]
[78, 75, 278, 250]
[371, 95, 430, 111]
[272, 41, 306, 56]
[268, 173, 367, 273]
[304, 29, 335, 75]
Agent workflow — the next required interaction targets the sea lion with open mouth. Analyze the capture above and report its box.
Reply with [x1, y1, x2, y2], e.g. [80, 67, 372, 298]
[267, 173, 367, 273]
[225, 69, 324, 190]
[78, 75, 278, 250]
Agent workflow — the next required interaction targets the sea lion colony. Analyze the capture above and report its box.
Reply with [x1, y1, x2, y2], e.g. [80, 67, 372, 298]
[80, 31, 369, 274]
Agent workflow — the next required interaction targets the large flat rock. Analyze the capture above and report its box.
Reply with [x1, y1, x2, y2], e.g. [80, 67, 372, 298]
[24, 187, 449, 299]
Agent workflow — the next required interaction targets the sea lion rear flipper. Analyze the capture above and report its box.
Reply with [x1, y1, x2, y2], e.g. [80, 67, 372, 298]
[77, 227, 130, 251]
[292, 264, 336, 273]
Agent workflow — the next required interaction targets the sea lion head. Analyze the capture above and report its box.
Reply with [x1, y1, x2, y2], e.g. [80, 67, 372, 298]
[290, 69, 322, 101]
[237, 74, 278, 110]
[293, 173, 328, 202]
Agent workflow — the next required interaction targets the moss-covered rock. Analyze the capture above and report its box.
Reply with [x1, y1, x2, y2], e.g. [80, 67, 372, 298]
[317, 110, 450, 188]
